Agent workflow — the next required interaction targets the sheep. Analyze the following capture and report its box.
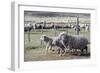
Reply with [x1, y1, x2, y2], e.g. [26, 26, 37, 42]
[57, 32, 89, 55]
[40, 35, 65, 55]
[51, 36, 69, 56]
[41, 32, 68, 56]
[40, 32, 89, 56]
[24, 23, 33, 32]
[40, 35, 54, 54]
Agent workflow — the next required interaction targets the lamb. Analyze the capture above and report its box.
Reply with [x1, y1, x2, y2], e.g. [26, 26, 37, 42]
[40, 35, 65, 55]
[40, 35, 55, 54]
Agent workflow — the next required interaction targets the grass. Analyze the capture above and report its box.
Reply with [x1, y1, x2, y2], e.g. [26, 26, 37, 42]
[24, 28, 90, 62]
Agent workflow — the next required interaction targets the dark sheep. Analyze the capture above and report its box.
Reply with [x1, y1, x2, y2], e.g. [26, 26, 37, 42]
[57, 32, 89, 55]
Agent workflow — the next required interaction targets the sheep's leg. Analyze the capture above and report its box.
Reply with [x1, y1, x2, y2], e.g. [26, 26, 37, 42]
[85, 47, 88, 55]
[81, 49, 84, 55]
[74, 49, 79, 55]
[61, 41, 68, 50]
[49, 45, 52, 51]
[63, 48, 68, 56]
[45, 43, 49, 54]
[48, 45, 54, 53]
[60, 48, 68, 56]
[65, 46, 71, 56]
[84, 46, 88, 55]
[77, 49, 81, 56]
[71, 49, 75, 54]
[60, 40, 69, 55]
[59, 48, 63, 56]
[57, 48, 60, 54]
[81, 46, 88, 55]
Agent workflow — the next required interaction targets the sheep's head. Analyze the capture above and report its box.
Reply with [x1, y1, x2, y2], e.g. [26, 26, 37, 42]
[52, 37, 59, 45]
[58, 32, 67, 38]
[40, 35, 47, 41]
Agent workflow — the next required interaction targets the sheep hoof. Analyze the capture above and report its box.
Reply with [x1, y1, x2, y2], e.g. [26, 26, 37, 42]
[59, 54, 62, 56]
[62, 53, 66, 56]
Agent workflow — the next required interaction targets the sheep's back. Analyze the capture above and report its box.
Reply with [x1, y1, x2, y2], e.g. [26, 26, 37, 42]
[68, 35, 89, 49]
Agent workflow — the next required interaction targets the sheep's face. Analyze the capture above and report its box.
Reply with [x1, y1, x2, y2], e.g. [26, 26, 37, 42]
[52, 38, 59, 45]
[40, 35, 46, 41]
[52, 40, 56, 45]
[58, 32, 67, 37]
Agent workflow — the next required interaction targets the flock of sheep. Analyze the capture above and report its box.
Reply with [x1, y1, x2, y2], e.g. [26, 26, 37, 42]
[40, 32, 90, 56]
[24, 23, 90, 32]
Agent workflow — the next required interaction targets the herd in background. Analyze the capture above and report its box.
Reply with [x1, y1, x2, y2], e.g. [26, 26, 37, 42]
[24, 22, 90, 32]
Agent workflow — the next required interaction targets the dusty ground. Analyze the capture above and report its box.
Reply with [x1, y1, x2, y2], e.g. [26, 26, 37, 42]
[24, 48, 90, 62]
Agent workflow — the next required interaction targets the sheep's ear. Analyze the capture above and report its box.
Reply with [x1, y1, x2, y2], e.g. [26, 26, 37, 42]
[43, 35, 46, 38]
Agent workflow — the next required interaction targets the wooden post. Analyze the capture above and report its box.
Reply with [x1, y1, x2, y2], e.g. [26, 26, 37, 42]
[40, 39, 43, 49]
[54, 23, 57, 37]
[67, 17, 70, 34]
[40, 25, 43, 48]
[76, 15, 79, 35]
[40, 21, 45, 48]
[28, 28, 30, 42]
[54, 28, 57, 36]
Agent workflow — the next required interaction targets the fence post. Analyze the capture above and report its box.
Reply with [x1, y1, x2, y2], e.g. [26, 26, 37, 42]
[54, 24, 57, 36]
[28, 28, 30, 42]
[76, 15, 80, 35]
